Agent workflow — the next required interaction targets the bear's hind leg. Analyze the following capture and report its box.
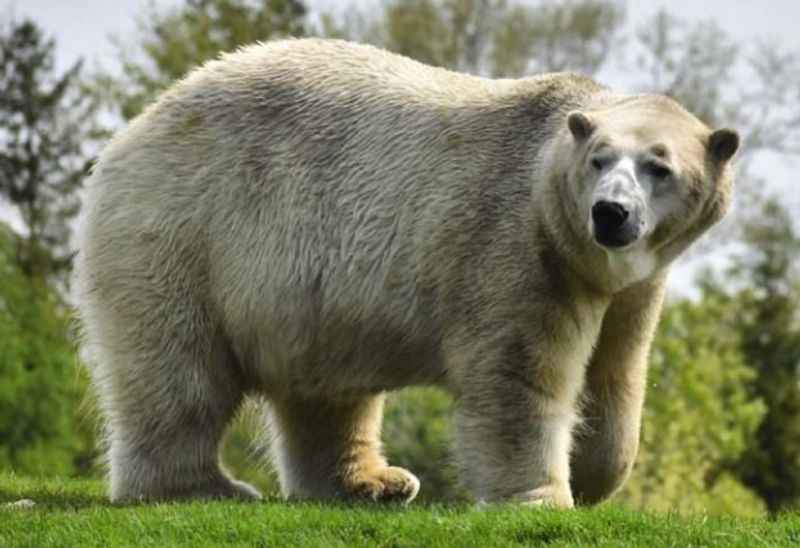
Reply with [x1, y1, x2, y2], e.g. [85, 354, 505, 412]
[86, 308, 262, 503]
[269, 394, 419, 503]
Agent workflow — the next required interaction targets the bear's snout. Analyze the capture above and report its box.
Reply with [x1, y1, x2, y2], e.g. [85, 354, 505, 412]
[591, 200, 639, 248]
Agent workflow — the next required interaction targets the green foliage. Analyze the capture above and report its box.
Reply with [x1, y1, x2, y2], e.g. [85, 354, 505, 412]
[619, 297, 766, 516]
[4, 474, 800, 548]
[0, 19, 98, 279]
[104, 0, 309, 120]
[325, 0, 625, 77]
[705, 200, 800, 513]
[0, 224, 95, 476]
[492, 0, 625, 76]
[383, 388, 464, 501]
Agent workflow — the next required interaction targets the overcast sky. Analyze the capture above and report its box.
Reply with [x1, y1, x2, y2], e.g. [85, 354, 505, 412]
[7, 0, 800, 71]
[3, 0, 800, 294]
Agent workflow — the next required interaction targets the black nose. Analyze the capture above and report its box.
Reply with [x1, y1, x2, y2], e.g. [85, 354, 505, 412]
[592, 200, 638, 248]
[592, 201, 629, 230]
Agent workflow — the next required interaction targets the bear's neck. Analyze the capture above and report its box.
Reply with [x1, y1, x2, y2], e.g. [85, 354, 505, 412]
[534, 194, 607, 299]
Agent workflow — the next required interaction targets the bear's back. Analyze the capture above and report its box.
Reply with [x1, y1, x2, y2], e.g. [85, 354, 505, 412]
[178, 38, 501, 111]
[129, 38, 604, 142]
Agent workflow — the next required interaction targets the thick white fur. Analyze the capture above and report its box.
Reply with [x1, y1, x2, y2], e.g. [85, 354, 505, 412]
[73, 39, 736, 505]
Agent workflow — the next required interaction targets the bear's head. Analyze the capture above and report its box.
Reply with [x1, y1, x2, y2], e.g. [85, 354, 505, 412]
[558, 95, 739, 290]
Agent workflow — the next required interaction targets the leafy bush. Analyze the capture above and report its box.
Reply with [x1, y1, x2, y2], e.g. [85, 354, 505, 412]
[619, 296, 767, 516]
[0, 225, 95, 476]
[383, 387, 464, 501]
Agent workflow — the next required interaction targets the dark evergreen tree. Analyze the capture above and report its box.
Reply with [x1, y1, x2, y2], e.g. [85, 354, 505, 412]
[0, 19, 98, 280]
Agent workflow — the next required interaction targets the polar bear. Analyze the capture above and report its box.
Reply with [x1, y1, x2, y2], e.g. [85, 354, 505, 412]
[74, 38, 739, 506]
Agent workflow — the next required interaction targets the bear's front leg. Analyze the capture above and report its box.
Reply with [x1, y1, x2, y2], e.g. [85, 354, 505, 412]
[450, 323, 600, 508]
[570, 277, 666, 504]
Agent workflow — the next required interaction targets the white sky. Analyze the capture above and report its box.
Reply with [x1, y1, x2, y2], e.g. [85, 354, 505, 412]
[3, 0, 800, 295]
[8, 0, 800, 68]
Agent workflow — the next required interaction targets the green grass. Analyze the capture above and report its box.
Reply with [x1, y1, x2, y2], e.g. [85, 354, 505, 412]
[2, 475, 799, 547]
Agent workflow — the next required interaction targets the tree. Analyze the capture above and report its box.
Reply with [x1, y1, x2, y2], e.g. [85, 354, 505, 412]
[0, 19, 98, 280]
[492, 0, 625, 76]
[324, 0, 625, 77]
[702, 200, 800, 513]
[103, 0, 309, 121]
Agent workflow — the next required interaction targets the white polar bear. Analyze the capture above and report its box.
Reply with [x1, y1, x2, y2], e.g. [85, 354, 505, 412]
[74, 39, 738, 505]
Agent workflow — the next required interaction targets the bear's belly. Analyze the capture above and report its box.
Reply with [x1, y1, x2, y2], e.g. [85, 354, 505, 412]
[229, 297, 446, 399]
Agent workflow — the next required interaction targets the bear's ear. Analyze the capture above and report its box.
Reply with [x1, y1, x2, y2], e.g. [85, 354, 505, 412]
[708, 128, 740, 164]
[567, 111, 595, 142]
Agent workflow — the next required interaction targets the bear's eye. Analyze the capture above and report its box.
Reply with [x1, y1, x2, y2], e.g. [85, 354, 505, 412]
[591, 156, 608, 171]
[644, 161, 672, 180]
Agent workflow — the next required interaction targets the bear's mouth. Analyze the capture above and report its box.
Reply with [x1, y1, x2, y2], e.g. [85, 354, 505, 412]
[593, 224, 640, 249]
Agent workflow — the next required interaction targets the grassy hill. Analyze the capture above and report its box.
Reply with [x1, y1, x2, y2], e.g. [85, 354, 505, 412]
[2, 474, 799, 547]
